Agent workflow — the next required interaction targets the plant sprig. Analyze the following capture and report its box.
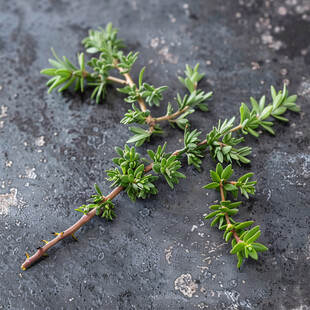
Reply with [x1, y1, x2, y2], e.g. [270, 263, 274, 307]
[204, 163, 267, 268]
[22, 23, 300, 271]
[21, 82, 299, 270]
[41, 23, 213, 146]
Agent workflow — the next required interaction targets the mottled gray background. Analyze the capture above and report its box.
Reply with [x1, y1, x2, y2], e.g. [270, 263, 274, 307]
[0, 0, 309, 309]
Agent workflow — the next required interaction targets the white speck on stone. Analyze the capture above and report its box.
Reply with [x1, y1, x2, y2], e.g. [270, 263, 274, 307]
[0, 105, 8, 119]
[165, 246, 173, 264]
[251, 62, 260, 70]
[0, 188, 18, 215]
[191, 225, 198, 232]
[298, 80, 310, 97]
[150, 37, 159, 49]
[261, 34, 273, 44]
[174, 273, 198, 298]
[278, 6, 288, 15]
[269, 40, 284, 50]
[301, 49, 308, 56]
[169, 14, 176, 23]
[24, 168, 37, 180]
[235, 12, 242, 18]
[158, 47, 179, 64]
[280, 68, 288, 76]
[5, 160, 12, 168]
[0, 106, 8, 129]
[35, 136, 45, 147]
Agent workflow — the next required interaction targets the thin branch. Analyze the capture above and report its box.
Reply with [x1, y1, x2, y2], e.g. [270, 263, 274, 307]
[219, 182, 242, 244]
[155, 106, 191, 122]
[113, 60, 156, 132]
[21, 185, 124, 270]
[155, 83, 198, 123]
[21, 149, 184, 270]
[229, 124, 242, 133]
[106, 76, 127, 84]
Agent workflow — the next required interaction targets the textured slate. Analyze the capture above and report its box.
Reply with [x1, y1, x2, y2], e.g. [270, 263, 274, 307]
[0, 0, 309, 309]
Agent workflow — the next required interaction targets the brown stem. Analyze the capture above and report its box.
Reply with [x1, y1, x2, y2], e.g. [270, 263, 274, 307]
[155, 106, 191, 122]
[106, 76, 127, 85]
[219, 182, 242, 244]
[113, 60, 156, 132]
[155, 83, 198, 123]
[21, 186, 124, 270]
[197, 139, 208, 147]
[229, 124, 242, 133]
[21, 146, 188, 271]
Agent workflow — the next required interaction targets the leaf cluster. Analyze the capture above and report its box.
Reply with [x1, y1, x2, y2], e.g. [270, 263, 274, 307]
[41, 49, 87, 94]
[41, 23, 128, 103]
[127, 126, 163, 147]
[203, 163, 257, 199]
[203, 163, 267, 268]
[75, 184, 116, 220]
[178, 63, 204, 94]
[120, 104, 150, 125]
[106, 146, 158, 202]
[239, 85, 300, 137]
[147, 143, 186, 188]
[117, 67, 168, 107]
[206, 118, 251, 165]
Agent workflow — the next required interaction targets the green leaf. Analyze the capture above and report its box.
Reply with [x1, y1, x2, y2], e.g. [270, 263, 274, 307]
[203, 182, 220, 189]
[258, 95, 266, 112]
[252, 243, 268, 252]
[139, 67, 145, 89]
[260, 123, 275, 135]
[246, 230, 261, 244]
[250, 97, 259, 113]
[210, 170, 221, 183]
[217, 151, 223, 163]
[270, 85, 276, 100]
[216, 163, 223, 176]
[94, 183, 103, 196]
[243, 226, 260, 242]
[237, 252, 243, 268]
[260, 106, 273, 120]
[230, 241, 246, 254]
[235, 221, 254, 230]
[205, 211, 221, 219]
[221, 164, 233, 180]
[223, 183, 238, 191]
[248, 248, 258, 260]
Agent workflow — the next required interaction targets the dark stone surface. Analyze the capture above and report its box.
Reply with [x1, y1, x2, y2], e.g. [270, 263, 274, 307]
[0, 0, 309, 309]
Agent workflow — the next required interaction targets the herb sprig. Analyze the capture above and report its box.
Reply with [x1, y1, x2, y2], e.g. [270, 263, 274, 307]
[21, 83, 299, 270]
[22, 23, 300, 270]
[204, 164, 267, 267]
[41, 23, 213, 146]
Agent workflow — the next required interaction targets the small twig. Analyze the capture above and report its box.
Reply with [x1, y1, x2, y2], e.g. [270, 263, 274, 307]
[155, 106, 191, 122]
[113, 60, 156, 131]
[219, 182, 242, 244]
[21, 151, 185, 270]
[106, 76, 127, 84]
[229, 124, 243, 132]
[155, 83, 197, 123]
